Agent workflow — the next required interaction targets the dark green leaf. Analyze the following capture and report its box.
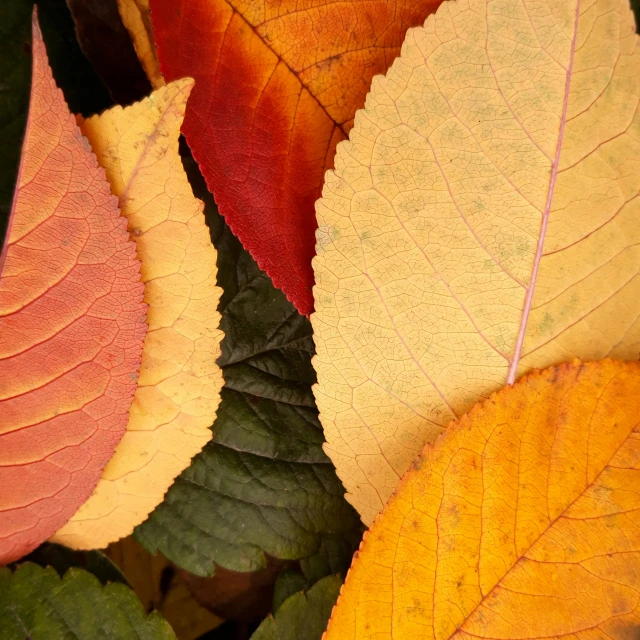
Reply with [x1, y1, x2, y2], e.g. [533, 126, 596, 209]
[0, 563, 176, 640]
[0, 0, 31, 251]
[16, 542, 128, 587]
[135, 153, 363, 578]
[250, 575, 341, 640]
[272, 570, 307, 614]
[65, 0, 151, 105]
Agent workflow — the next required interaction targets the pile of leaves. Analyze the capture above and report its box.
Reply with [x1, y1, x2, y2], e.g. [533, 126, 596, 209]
[1, 0, 639, 638]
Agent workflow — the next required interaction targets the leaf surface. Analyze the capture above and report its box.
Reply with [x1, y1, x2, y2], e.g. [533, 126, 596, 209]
[134, 158, 362, 576]
[51, 79, 224, 548]
[117, 0, 165, 89]
[0, 12, 146, 565]
[324, 359, 640, 640]
[148, 0, 443, 315]
[0, 563, 175, 640]
[312, 0, 640, 523]
[251, 575, 342, 640]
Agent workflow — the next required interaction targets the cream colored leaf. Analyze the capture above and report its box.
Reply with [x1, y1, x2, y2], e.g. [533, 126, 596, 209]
[51, 79, 223, 548]
[312, 0, 640, 523]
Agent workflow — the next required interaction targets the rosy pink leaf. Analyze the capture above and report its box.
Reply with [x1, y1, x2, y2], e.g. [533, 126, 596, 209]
[0, 11, 146, 564]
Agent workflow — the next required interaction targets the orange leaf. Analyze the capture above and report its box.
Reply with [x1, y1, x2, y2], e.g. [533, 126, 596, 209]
[148, 0, 443, 315]
[0, 11, 146, 565]
[324, 359, 640, 639]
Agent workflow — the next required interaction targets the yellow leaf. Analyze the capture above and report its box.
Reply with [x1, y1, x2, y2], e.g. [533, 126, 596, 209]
[116, 0, 165, 89]
[51, 79, 223, 548]
[311, 0, 640, 523]
[324, 359, 640, 639]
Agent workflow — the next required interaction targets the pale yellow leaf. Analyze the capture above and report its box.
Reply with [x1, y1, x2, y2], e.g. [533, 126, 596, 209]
[117, 0, 165, 89]
[312, 0, 640, 524]
[51, 79, 223, 547]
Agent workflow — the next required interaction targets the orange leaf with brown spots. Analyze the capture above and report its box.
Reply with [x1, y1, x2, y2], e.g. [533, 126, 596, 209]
[324, 359, 640, 639]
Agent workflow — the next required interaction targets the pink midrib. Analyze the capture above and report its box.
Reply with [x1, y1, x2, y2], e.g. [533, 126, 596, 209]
[506, 0, 582, 385]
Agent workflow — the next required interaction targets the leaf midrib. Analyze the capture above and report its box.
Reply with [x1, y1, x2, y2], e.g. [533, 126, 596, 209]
[506, 0, 582, 384]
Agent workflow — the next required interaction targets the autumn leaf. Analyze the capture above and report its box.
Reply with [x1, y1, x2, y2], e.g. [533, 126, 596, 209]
[0, 563, 176, 639]
[324, 359, 640, 639]
[312, 0, 640, 523]
[116, 0, 164, 89]
[51, 79, 224, 549]
[147, 0, 443, 316]
[0, 11, 146, 565]
[134, 156, 362, 577]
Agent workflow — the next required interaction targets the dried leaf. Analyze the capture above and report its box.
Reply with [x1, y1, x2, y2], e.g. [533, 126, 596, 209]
[117, 0, 164, 89]
[325, 359, 640, 639]
[0, 11, 146, 565]
[148, 0, 443, 315]
[51, 79, 224, 548]
[312, 0, 640, 523]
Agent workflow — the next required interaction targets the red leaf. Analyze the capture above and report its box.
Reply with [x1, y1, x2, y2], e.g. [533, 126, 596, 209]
[0, 11, 146, 564]
[149, 0, 441, 315]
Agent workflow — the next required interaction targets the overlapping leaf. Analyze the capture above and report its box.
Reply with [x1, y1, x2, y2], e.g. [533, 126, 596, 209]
[0, 563, 175, 639]
[0, 13, 146, 564]
[325, 359, 640, 639]
[251, 575, 341, 640]
[312, 0, 640, 523]
[52, 80, 224, 549]
[147, 0, 444, 315]
[134, 159, 362, 577]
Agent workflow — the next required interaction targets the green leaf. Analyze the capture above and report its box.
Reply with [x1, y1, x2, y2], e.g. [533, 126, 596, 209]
[16, 543, 128, 587]
[272, 569, 308, 614]
[250, 575, 341, 640]
[0, 563, 176, 640]
[134, 152, 363, 578]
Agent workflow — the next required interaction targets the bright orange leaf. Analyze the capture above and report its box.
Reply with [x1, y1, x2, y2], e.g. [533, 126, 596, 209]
[51, 79, 224, 549]
[0, 11, 146, 565]
[312, 0, 640, 523]
[148, 0, 443, 315]
[324, 359, 640, 639]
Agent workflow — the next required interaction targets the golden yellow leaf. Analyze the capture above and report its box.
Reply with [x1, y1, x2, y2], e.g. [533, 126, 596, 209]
[324, 359, 640, 639]
[312, 0, 640, 523]
[116, 0, 165, 89]
[51, 79, 223, 548]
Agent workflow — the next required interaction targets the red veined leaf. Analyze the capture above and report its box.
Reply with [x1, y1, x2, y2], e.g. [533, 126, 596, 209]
[148, 0, 442, 315]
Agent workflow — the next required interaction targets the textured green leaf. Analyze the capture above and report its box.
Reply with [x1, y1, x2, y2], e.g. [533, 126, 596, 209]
[0, 563, 176, 640]
[134, 153, 362, 578]
[250, 575, 341, 640]
[16, 543, 128, 587]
